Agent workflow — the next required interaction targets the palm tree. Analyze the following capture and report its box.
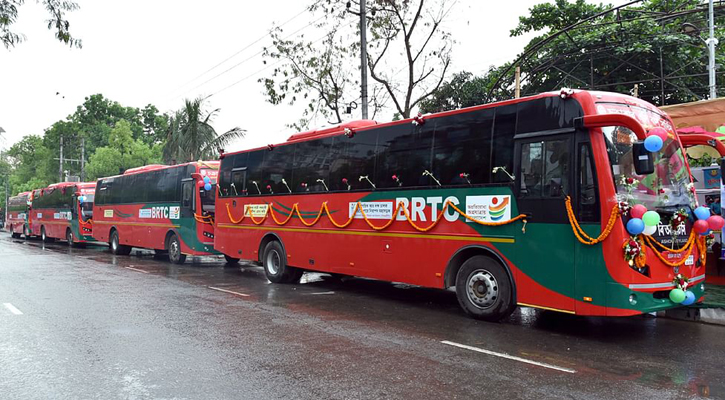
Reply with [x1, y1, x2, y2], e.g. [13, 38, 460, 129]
[163, 97, 246, 163]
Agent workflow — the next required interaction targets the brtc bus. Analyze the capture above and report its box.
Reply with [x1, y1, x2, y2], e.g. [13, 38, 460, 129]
[92, 162, 220, 264]
[29, 182, 96, 245]
[5, 191, 31, 238]
[214, 89, 705, 321]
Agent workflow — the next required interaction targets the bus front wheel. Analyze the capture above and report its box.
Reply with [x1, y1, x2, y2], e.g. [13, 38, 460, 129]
[455, 255, 515, 322]
[262, 241, 303, 283]
[110, 230, 132, 255]
[167, 234, 187, 265]
[66, 228, 76, 247]
[224, 255, 240, 266]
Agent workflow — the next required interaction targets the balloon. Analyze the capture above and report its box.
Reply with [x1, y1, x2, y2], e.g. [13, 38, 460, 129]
[694, 206, 711, 220]
[78, 196, 85, 203]
[203, 176, 210, 183]
[644, 135, 663, 152]
[693, 219, 709, 235]
[708, 215, 725, 230]
[669, 288, 686, 303]
[642, 210, 661, 226]
[627, 218, 645, 235]
[630, 204, 648, 219]
[681, 291, 696, 306]
[649, 127, 668, 142]
[643, 224, 657, 236]
[204, 183, 212, 191]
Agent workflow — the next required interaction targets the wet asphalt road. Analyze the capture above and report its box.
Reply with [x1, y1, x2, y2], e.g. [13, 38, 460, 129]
[0, 234, 723, 400]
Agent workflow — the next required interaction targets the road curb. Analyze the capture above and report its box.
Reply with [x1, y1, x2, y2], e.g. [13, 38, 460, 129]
[657, 307, 725, 326]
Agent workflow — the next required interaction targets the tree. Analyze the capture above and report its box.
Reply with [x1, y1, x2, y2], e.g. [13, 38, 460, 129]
[6, 135, 55, 191]
[418, 68, 512, 113]
[85, 120, 163, 180]
[260, 0, 453, 128]
[163, 97, 245, 164]
[1, 0, 82, 49]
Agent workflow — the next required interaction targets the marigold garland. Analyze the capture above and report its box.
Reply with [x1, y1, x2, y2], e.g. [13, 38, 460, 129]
[225, 199, 527, 232]
[565, 196, 620, 245]
[642, 232, 702, 268]
[622, 235, 646, 269]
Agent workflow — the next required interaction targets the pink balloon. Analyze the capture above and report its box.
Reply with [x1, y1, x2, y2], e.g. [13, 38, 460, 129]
[649, 127, 668, 142]
[708, 215, 725, 231]
[197, 180, 205, 187]
[694, 219, 710, 234]
[630, 204, 648, 219]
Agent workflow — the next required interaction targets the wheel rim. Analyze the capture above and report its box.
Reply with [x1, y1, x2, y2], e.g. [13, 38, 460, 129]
[41, 229, 46, 241]
[170, 238, 180, 261]
[466, 269, 499, 309]
[266, 249, 281, 275]
[111, 234, 118, 251]
[67, 230, 73, 245]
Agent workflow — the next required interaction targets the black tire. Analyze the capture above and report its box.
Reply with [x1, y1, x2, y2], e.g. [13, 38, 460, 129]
[262, 241, 303, 283]
[455, 255, 515, 322]
[66, 228, 76, 247]
[167, 234, 187, 265]
[224, 254, 240, 265]
[41, 226, 54, 243]
[110, 230, 132, 255]
[11, 231, 19, 239]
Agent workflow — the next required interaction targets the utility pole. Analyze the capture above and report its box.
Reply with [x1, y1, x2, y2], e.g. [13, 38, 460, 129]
[708, 0, 717, 99]
[80, 137, 85, 182]
[59, 135, 64, 182]
[515, 66, 521, 98]
[359, 0, 369, 119]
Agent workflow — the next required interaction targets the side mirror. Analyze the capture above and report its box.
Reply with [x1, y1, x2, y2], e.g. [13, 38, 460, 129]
[720, 157, 725, 184]
[632, 141, 655, 175]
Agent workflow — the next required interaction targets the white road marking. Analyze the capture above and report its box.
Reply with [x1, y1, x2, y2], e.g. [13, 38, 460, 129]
[441, 340, 576, 374]
[3, 303, 23, 315]
[124, 267, 149, 274]
[308, 291, 335, 295]
[208, 286, 250, 297]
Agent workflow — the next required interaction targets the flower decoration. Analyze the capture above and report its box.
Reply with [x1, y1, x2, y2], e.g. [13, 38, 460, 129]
[672, 273, 689, 291]
[623, 235, 645, 269]
[266, 184, 273, 194]
[412, 112, 425, 126]
[301, 182, 308, 191]
[344, 127, 355, 138]
[392, 174, 402, 186]
[619, 175, 640, 195]
[267, 144, 274, 151]
[670, 208, 687, 231]
[706, 232, 716, 247]
[618, 201, 631, 216]
[342, 178, 351, 191]
[460, 172, 471, 185]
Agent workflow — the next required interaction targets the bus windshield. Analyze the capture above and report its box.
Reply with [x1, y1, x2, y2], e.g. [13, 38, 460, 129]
[80, 194, 94, 221]
[200, 184, 215, 213]
[603, 126, 691, 210]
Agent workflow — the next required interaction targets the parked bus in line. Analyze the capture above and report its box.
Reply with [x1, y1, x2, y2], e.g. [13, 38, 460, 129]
[5, 191, 31, 238]
[92, 162, 221, 264]
[29, 182, 97, 245]
[213, 89, 706, 321]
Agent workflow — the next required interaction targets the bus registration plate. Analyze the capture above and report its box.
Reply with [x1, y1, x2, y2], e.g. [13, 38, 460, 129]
[662, 252, 694, 266]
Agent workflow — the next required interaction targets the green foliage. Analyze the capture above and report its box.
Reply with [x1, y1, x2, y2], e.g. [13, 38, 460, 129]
[1, 0, 82, 49]
[85, 120, 163, 180]
[163, 97, 245, 163]
[419, 68, 512, 113]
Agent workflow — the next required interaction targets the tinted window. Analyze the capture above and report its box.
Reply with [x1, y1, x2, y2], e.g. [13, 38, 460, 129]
[375, 123, 434, 188]
[257, 144, 295, 195]
[246, 151, 266, 195]
[517, 97, 582, 134]
[293, 137, 334, 192]
[329, 130, 377, 191]
[432, 109, 494, 186]
[492, 105, 517, 183]
[520, 139, 570, 198]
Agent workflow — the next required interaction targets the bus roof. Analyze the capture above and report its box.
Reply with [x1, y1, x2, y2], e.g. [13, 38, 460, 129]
[223, 89, 658, 157]
[101, 161, 220, 181]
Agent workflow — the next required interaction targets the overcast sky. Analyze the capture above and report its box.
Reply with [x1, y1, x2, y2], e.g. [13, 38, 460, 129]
[0, 0, 622, 153]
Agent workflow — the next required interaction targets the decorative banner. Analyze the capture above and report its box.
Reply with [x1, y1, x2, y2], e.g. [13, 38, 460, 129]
[703, 167, 721, 189]
[244, 204, 269, 218]
[169, 206, 180, 220]
[465, 195, 511, 223]
[349, 201, 394, 220]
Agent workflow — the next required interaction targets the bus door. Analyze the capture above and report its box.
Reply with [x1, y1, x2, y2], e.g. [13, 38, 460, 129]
[515, 133, 576, 312]
[181, 178, 194, 220]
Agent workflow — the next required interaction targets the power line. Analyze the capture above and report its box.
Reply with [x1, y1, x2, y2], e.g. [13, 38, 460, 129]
[166, 0, 325, 99]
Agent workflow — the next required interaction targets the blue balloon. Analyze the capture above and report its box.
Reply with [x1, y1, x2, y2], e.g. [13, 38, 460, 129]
[78, 196, 85, 203]
[644, 135, 663, 152]
[204, 183, 212, 191]
[681, 290, 696, 306]
[627, 218, 645, 235]
[694, 206, 710, 220]
[203, 176, 210, 183]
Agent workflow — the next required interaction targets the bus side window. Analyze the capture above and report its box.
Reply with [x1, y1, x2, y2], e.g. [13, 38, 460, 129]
[182, 181, 193, 209]
[231, 168, 247, 196]
[578, 143, 600, 221]
[520, 142, 543, 197]
[520, 138, 569, 198]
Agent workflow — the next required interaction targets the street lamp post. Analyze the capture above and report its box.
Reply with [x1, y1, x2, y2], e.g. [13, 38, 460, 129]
[707, 0, 717, 99]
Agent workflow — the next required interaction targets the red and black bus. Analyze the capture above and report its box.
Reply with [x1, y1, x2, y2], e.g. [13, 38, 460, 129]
[214, 90, 705, 321]
[5, 191, 31, 239]
[29, 182, 96, 245]
[92, 162, 220, 264]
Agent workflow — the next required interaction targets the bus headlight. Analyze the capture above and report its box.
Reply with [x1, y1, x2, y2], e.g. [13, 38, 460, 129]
[629, 294, 637, 305]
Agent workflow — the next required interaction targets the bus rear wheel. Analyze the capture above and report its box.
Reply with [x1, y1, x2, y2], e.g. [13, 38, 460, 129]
[262, 241, 303, 283]
[167, 234, 186, 265]
[41, 227, 54, 243]
[455, 255, 515, 322]
[224, 255, 240, 266]
[110, 230, 132, 255]
[11, 229, 20, 239]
